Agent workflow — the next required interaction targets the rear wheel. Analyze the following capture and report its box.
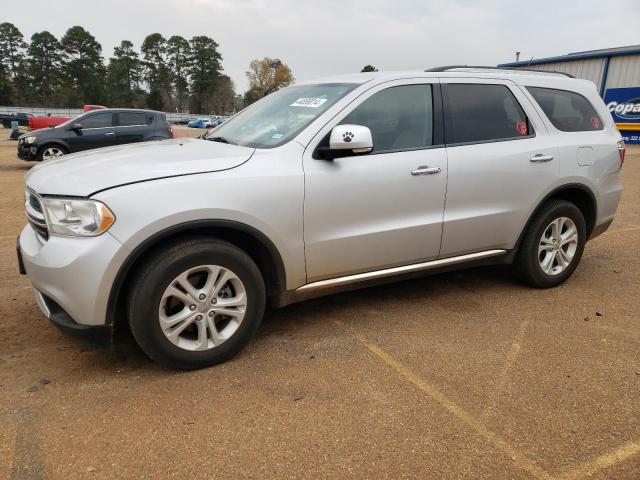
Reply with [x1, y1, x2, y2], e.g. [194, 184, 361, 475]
[514, 200, 586, 288]
[127, 238, 266, 370]
[37, 144, 67, 161]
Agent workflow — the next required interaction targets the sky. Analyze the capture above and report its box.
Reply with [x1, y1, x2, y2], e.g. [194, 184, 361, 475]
[3, 0, 640, 93]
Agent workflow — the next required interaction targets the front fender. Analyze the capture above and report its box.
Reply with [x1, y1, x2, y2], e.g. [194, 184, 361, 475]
[93, 161, 306, 290]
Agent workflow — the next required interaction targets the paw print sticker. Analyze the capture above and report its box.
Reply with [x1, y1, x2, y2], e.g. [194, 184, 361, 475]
[342, 131, 354, 143]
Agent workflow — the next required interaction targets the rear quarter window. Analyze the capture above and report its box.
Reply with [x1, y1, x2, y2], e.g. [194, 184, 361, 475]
[527, 87, 604, 132]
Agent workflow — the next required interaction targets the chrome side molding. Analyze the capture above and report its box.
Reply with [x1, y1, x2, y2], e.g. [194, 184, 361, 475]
[297, 249, 507, 292]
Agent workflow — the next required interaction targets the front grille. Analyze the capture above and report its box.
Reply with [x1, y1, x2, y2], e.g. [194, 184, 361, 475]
[25, 189, 49, 241]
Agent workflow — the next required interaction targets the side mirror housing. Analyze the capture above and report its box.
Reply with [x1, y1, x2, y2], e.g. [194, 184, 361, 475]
[316, 124, 373, 160]
[329, 124, 373, 153]
[69, 123, 83, 131]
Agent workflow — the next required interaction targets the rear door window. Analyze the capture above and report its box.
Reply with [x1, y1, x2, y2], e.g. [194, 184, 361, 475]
[118, 112, 149, 126]
[81, 112, 113, 129]
[527, 87, 604, 132]
[443, 84, 532, 145]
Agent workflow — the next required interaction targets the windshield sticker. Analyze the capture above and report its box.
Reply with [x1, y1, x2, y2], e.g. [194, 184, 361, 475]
[290, 98, 327, 108]
[271, 133, 284, 139]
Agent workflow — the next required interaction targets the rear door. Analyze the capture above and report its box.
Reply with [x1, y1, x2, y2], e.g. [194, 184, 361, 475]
[116, 111, 152, 144]
[440, 79, 558, 257]
[66, 111, 116, 152]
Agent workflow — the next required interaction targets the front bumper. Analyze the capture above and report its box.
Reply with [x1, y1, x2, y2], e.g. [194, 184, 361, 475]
[18, 224, 127, 346]
[34, 290, 112, 348]
[17, 139, 38, 160]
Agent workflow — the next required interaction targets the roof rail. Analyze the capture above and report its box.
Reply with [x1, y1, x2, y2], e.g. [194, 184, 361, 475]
[425, 65, 575, 78]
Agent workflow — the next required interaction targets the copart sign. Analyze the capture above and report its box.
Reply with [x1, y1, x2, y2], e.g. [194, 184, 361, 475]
[605, 87, 640, 144]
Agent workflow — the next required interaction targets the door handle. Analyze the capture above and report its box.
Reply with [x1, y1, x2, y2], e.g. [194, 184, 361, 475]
[530, 154, 554, 163]
[411, 166, 441, 176]
[105, 132, 115, 136]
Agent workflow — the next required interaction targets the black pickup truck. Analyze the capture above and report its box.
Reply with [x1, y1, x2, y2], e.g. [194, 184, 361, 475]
[0, 112, 33, 128]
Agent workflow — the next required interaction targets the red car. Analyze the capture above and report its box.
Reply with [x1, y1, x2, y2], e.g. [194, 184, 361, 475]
[28, 105, 107, 130]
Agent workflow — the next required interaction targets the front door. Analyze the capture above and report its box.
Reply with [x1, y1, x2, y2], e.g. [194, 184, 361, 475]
[67, 111, 117, 152]
[303, 81, 448, 282]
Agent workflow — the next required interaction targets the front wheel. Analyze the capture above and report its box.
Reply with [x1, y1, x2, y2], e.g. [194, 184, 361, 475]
[37, 145, 67, 161]
[513, 200, 586, 288]
[127, 238, 266, 370]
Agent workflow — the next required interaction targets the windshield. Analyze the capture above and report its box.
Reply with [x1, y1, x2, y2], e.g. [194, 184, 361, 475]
[204, 83, 358, 148]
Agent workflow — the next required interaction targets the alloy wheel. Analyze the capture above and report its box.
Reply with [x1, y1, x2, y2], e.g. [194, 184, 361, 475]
[538, 217, 579, 275]
[158, 265, 247, 351]
[42, 147, 65, 159]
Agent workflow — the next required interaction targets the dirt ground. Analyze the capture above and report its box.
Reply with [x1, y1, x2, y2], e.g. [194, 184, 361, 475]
[0, 129, 638, 479]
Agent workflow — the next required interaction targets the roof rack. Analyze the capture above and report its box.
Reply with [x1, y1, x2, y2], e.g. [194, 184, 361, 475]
[425, 65, 575, 78]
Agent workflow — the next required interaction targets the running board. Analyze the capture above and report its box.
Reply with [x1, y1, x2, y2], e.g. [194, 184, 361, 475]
[297, 250, 507, 292]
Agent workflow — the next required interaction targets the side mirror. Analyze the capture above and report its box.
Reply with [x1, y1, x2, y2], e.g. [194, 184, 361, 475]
[329, 124, 373, 155]
[69, 123, 83, 131]
[314, 124, 374, 160]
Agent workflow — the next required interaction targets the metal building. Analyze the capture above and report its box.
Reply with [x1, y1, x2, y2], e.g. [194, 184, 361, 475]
[499, 45, 640, 144]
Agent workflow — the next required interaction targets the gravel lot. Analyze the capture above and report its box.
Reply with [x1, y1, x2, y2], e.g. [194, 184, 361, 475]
[1, 131, 638, 479]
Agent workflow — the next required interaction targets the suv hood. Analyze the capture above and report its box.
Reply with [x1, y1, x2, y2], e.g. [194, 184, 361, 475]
[26, 138, 255, 196]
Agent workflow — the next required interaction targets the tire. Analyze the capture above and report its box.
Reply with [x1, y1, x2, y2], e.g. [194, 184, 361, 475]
[127, 237, 266, 370]
[36, 144, 67, 161]
[513, 200, 586, 288]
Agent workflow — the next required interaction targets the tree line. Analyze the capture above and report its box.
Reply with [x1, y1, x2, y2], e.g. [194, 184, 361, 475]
[0, 22, 295, 114]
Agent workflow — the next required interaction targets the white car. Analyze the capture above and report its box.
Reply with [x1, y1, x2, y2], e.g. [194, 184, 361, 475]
[19, 67, 623, 369]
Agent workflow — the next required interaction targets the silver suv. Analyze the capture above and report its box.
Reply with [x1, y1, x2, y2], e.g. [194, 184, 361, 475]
[18, 67, 624, 369]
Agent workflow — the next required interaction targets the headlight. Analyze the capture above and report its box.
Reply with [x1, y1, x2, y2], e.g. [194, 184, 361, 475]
[40, 198, 116, 237]
[24, 136, 37, 144]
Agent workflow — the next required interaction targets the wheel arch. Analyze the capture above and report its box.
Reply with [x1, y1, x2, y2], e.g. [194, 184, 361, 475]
[106, 219, 287, 331]
[513, 183, 597, 258]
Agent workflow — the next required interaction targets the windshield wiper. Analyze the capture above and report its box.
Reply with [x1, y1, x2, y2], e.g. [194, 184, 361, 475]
[207, 136, 235, 145]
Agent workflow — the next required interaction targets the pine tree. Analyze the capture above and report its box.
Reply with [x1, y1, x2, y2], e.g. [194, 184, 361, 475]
[107, 40, 145, 107]
[27, 31, 63, 107]
[166, 35, 191, 113]
[60, 26, 105, 106]
[187, 35, 223, 113]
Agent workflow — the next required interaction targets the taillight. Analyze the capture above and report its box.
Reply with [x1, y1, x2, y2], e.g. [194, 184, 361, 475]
[617, 140, 625, 167]
[169, 126, 175, 138]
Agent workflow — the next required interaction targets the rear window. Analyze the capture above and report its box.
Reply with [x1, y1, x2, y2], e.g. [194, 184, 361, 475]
[443, 84, 532, 145]
[118, 112, 149, 126]
[527, 87, 604, 132]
